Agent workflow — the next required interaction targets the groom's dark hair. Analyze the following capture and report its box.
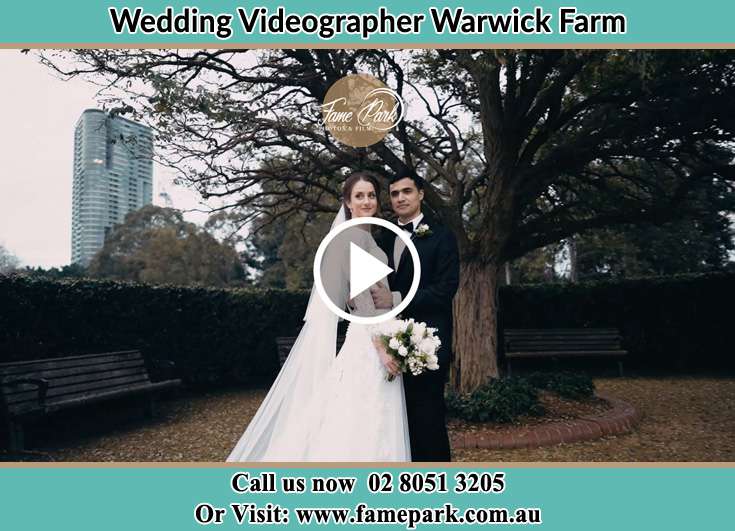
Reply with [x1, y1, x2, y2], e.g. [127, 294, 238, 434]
[389, 168, 425, 190]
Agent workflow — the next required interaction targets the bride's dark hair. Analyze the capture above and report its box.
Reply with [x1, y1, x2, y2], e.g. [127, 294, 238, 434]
[342, 171, 382, 220]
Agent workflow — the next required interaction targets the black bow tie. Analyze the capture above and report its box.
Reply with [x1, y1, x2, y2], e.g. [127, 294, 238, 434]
[399, 223, 414, 233]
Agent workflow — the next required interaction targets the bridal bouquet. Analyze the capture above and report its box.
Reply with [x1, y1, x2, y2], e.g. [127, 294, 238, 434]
[372, 319, 441, 381]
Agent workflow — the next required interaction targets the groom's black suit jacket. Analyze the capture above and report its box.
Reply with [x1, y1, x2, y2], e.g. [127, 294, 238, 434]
[378, 212, 460, 384]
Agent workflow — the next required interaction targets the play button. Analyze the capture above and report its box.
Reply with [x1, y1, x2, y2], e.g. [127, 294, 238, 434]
[313, 216, 421, 325]
[349, 242, 394, 300]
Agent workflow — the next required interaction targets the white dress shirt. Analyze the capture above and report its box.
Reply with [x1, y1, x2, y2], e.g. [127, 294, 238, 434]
[392, 212, 424, 306]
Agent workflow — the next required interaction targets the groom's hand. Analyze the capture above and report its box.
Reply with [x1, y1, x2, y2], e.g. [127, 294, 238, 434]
[370, 284, 393, 309]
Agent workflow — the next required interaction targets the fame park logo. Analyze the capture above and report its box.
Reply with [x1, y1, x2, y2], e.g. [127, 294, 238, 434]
[319, 73, 405, 147]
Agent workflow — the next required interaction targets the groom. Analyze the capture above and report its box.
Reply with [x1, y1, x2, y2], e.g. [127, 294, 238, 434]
[371, 170, 460, 462]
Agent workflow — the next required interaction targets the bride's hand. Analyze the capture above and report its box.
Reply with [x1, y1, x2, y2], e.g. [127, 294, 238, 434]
[372, 337, 400, 376]
[370, 284, 393, 309]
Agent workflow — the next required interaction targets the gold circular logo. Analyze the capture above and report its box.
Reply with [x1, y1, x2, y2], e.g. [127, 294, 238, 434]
[320, 74, 404, 148]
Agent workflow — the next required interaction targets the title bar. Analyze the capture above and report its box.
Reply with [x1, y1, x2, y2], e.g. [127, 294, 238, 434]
[1, 1, 734, 46]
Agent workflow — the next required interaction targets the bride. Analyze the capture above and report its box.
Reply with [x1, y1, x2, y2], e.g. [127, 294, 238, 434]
[227, 172, 411, 462]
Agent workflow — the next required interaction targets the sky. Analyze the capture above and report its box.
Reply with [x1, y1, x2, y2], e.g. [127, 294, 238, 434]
[0, 50, 209, 268]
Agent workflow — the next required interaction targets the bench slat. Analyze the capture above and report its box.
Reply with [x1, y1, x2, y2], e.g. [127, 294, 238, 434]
[504, 328, 619, 335]
[43, 380, 181, 413]
[508, 342, 622, 349]
[4, 367, 150, 404]
[0, 359, 146, 386]
[507, 333, 620, 337]
[506, 350, 628, 359]
[504, 329, 625, 352]
[6, 377, 150, 414]
[43, 377, 154, 406]
[0, 351, 144, 377]
[506, 339, 620, 347]
[504, 333, 621, 338]
[5, 372, 151, 407]
[8, 379, 181, 417]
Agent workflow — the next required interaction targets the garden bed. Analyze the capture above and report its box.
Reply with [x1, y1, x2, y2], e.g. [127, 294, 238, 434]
[448, 390, 611, 437]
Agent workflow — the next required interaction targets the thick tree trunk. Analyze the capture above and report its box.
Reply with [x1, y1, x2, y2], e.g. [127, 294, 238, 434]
[450, 260, 501, 394]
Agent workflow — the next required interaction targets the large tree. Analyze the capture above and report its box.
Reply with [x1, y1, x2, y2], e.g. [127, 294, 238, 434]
[508, 177, 735, 282]
[40, 49, 735, 392]
[573, 180, 735, 278]
[88, 205, 248, 287]
[204, 205, 335, 289]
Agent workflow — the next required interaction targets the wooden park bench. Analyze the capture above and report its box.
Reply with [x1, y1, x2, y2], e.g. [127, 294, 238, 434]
[276, 336, 346, 367]
[503, 328, 627, 377]
[0, 350, 181, 452]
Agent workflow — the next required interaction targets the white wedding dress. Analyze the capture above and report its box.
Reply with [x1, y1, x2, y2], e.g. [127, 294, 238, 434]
[227, 217, 411, 462]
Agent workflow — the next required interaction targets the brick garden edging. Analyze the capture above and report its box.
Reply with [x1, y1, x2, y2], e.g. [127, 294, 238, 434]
[450, 392, 641, 450]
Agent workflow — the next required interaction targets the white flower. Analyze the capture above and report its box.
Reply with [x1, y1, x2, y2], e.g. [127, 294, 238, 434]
[412, 322, 427, 340]
[398, 345, 408, 357]
[389, 337, 400, 350]
[419, 337, 436, 355]
[414, 223, 432, 237]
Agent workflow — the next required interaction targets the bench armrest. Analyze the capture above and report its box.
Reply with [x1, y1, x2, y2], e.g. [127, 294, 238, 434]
[0, 377, 50, 405]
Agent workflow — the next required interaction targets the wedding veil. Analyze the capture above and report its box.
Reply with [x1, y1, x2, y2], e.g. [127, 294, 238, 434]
[226, 205, 348, 461]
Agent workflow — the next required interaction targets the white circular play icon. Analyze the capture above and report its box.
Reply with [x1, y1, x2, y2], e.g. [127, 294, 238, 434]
[312, 217, 421, 324]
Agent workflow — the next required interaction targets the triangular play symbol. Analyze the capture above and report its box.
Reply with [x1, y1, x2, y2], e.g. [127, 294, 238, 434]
[349, 242, 393, 300]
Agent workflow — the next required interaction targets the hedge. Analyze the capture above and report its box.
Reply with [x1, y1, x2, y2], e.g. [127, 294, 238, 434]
[499, 272, 735, 372]
[1, 272, 732, 388]
[0, 276, 309, 387]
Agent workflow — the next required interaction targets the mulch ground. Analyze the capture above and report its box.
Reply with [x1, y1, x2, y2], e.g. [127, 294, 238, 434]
[447, 390, 611, 438]
[3, 376, 734, 462]
[454, 376, 735, 462]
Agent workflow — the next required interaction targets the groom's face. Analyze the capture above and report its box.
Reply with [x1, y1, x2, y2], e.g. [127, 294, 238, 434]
[389, 177, 424, 222]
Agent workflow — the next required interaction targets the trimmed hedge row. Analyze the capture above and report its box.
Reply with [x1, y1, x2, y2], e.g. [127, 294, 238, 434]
[0, 276, 309, 387]
[499, 272, 735, 371]
[1, 272, 732, 389]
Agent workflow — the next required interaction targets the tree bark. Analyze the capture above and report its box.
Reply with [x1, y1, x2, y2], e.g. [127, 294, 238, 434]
[451, 260, 501, 394]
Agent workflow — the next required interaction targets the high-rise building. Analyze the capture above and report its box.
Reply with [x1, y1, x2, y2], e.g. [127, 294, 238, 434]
[71, 109, 153, 265]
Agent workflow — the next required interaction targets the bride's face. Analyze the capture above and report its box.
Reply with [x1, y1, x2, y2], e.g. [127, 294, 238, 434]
[346, 180, 378, 218]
